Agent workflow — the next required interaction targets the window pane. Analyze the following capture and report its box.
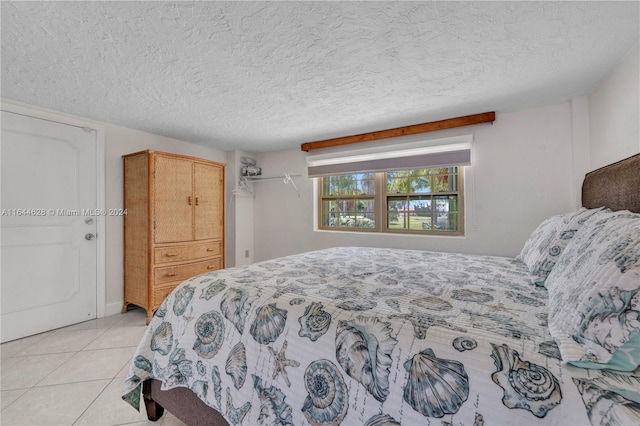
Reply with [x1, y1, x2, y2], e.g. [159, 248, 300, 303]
[410, 176, 431, 193]
[354, 212, 375, 228]
[413, 198, 432, 216]
[433, 212, 459, 231]
[388, 170, 415, 192]
[322, 175, 352, 196]
[387, 169, 449, 194]
[323, 174, 376, 196]
[434, 195, 458, 211]
[356, 175, 376, 195]
[410, 198, 432, 216]
[356, 198, 375, 213]
[431, 174, 457, 192]
[342, 179, 357, 195]
[388, 196, 439, 230]
[387, 177, 405, 193]
[322, 198, 375, 229]
[323, 175, 349, 196]
[322, 177, 334, 196]
[429, 167, 458, 192]
[433, 195, 458, 231]
[321, 212, 334, 227]
[387, 197, 406, 228]
[321, 199, 334, 227]
[346, 199, 359, 212]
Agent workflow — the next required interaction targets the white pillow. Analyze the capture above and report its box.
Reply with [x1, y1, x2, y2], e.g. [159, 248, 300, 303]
[546, 210, 640, 370]
[517, 208, 608, 286]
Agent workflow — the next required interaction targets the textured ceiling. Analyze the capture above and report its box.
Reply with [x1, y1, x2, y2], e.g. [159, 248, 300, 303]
[2, 1, 639, 152]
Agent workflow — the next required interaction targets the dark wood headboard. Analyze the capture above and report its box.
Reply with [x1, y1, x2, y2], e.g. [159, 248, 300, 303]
[582, 153, 640, 213]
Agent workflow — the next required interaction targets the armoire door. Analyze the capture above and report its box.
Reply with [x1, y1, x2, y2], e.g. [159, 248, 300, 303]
[1, 110, 98, 342]
[194, 162, 223, 240]
[154, 155, 194, 243]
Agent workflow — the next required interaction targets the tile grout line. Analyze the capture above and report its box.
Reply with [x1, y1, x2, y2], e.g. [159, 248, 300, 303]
[71, 377, 116, 426]
[73, 312, 147, 425]
[31, 348, 83, 389]
[0, 387, 29, 413]
[1, 310, 149, 425]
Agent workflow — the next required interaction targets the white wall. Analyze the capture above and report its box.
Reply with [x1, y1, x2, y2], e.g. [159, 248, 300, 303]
[253, 102, 577, 260]
[589, 42, 640, 169]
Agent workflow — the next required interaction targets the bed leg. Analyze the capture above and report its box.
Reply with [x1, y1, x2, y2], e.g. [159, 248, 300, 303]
[142, 380, 164, 421]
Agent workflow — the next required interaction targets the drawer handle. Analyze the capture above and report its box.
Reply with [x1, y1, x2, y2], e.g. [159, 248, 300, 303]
[188, 196, 192, 205]
[195, 197, 200, 206]
[165, 253, 178, 257]
[207, 265, 216, 270]
[206, 248, 215, 252]
[165, 272, 178, 277]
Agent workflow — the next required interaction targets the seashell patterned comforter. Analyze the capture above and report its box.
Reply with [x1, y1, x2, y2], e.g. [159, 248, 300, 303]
[122, 247, 640, 425]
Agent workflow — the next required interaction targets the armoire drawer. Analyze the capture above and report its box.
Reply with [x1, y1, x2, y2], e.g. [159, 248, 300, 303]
[154, 258, 223, 285]
[154, 240, 222, 265]
[154, 283, 180, 308]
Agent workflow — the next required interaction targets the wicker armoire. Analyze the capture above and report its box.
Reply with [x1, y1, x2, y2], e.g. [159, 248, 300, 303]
[122, 150, 225, 323]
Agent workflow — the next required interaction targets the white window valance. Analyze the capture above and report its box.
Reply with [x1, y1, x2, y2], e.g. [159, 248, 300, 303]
[306, 134, 472, 177]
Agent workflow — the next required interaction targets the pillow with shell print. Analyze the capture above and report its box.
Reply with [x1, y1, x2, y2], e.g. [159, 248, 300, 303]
[517, 207, 610, 287]
[545, 209, 640, 371]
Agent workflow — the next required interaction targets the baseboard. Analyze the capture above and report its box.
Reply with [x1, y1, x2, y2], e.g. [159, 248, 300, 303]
[103, 301, 124, 318]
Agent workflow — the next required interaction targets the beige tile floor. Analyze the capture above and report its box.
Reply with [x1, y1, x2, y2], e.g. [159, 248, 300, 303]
[1, 308, 186, 426]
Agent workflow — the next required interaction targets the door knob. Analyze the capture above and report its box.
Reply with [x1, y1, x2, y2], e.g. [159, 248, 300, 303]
[85, 233, 96, 240]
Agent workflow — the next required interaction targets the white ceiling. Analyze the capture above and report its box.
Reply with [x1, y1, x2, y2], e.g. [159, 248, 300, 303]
[2, 1, 638, 152]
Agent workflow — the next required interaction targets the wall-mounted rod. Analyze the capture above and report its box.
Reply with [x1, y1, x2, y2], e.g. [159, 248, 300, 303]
[301, 111, 495, 152]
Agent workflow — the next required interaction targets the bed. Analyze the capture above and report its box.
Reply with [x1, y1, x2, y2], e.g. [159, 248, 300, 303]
[122, 153, 640, 426]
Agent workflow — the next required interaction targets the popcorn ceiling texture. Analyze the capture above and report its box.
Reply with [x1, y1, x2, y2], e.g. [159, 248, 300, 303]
[1, 1, 638, 152]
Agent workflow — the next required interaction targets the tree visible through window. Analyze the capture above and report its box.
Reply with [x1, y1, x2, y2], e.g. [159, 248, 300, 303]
[318, 167, 463, 235]
[321, 173, 376, 229]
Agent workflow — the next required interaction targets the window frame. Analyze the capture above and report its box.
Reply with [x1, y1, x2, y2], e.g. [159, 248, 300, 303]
[316, 167, 464, 236]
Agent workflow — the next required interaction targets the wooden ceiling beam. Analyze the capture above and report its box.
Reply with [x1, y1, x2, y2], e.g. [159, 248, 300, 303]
[301, 111, 495, 152]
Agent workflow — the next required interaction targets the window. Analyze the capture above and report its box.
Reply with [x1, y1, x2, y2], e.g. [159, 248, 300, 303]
[318, 167, 463, 235]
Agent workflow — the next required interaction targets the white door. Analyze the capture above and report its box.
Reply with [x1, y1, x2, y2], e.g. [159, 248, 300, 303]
[1, 111, 98, 342]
